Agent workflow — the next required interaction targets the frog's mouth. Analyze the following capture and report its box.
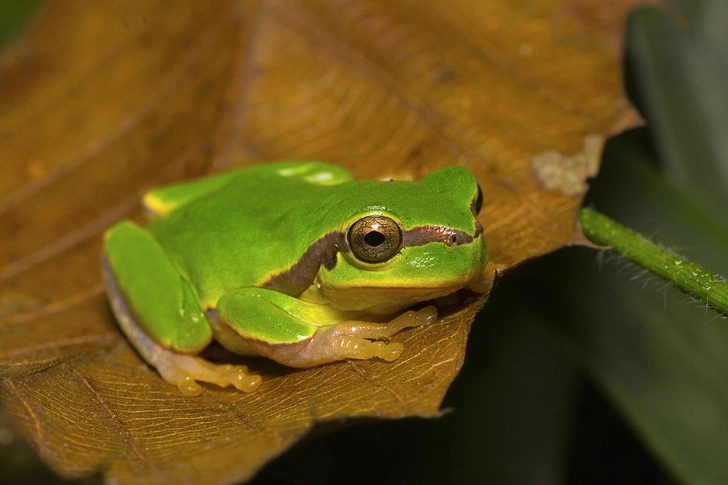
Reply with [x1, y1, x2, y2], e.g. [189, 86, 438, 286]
[321, 274, 487, 315]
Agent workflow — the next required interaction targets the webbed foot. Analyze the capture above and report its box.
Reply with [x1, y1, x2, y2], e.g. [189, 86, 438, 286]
[149, 346, 262, 396]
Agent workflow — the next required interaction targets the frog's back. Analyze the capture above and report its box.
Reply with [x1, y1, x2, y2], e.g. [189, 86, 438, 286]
[144, 162, 354, 307]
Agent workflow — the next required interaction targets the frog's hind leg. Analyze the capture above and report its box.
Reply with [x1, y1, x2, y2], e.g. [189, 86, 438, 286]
[102, 277, 261, 395]
[215, 288, 438, 368]
[102, 221, 261, 395]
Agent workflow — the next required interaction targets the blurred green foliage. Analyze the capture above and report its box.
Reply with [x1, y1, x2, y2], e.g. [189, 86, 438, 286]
[0, 0, 39, 45]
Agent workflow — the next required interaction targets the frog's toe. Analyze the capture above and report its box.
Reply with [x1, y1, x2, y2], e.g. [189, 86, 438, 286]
[375, 305, 438, 335]
[332, 336, 404, 362]
[406, 306, 438, 327]
[177, 376, 203, 396]
[217, 364, 263, 392]
[372, 341, 404, 362]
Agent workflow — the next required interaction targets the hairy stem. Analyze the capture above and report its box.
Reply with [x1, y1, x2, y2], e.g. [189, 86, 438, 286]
[579, 208, 728, 316]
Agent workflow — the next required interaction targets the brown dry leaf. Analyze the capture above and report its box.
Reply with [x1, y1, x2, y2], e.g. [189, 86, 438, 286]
[0, 0, 642, 483]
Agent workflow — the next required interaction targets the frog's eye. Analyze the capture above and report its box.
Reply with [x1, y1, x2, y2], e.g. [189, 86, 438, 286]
[347, 216, 403, 263]
[472, 184, 483, 216]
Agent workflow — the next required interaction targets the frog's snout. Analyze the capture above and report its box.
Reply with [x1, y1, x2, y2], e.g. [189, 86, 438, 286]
[474, 219, 484, 238]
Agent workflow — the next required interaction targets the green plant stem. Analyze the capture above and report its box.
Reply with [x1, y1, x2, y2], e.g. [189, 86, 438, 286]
[578, 208, 728, 317]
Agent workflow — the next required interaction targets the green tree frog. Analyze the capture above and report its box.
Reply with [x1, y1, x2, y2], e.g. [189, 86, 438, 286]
[101, 162, 488, 396]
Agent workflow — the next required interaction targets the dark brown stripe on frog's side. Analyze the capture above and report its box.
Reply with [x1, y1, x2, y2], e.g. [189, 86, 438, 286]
[403, 221, 483, 247]
[263, 221, 483, 296]
[263, 231, 348, 296]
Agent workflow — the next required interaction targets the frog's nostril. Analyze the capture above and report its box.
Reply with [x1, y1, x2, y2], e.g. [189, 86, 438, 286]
[472, 184, 483, 216]
[474, 220, 484, 237]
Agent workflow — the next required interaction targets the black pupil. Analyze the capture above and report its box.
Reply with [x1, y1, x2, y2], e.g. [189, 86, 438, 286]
[364, 231, 386, 247]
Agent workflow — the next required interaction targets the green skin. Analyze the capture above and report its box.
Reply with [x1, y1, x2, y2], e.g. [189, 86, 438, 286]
[101, 162, 488, 395]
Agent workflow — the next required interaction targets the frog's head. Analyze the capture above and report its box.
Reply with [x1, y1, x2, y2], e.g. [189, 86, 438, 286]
[312, 166, 488, 314]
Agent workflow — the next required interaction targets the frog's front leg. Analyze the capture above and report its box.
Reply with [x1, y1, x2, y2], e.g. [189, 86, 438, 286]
[102, 221, 261, 395]
[215, 288, 438, 368]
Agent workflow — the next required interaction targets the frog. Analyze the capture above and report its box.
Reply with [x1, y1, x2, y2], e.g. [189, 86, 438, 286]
[101, 161, 488, 396]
